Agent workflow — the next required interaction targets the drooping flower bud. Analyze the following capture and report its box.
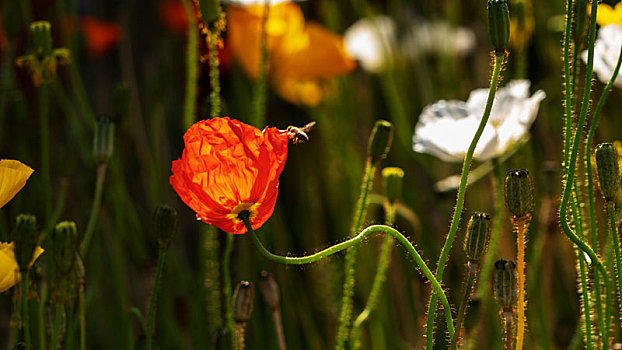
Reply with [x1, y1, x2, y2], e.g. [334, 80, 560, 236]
[487, 0, 511, 53]
[52, 221, 78, 276]
[232, 281, 255, 323]
[367, 120, 394, 163]
[464, 212, 491, 262]
[382, 167, 404, 204]
[153, 204, 178, 245]
[259, 271, 280, 311]
[13, 214, 38, 272]
[30, 21, 52, 59]
[493, 259, 518, 310]
[93, 118, 115, 164]
[504, 168, 534, 217]
[595, 143, 620, 201]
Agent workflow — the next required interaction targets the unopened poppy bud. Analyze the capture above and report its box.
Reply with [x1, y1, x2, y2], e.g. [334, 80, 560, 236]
[504, 168, 534, 217]
[13, 214, 38, 272]
[382, 167, 404, 203]
[573, 0, 588, 42]
[153, 204, 178, 244]
[52, 221, 78, 275]
[464, 212, 491, 261]
[30, 21, 52, 58]
[493, 259, 518, 310]
[93, 118, 115, 164]
[595, 143, 620, 201]
[259, 271, 280, 311]
[487, 0, 510, 53]
[233, 281, 255, 323]
[367, 120, 394, 163]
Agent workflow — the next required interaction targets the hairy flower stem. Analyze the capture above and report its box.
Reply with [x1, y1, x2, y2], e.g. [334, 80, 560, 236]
[181, 0, 198, 128]
[449, 262, 478, 350]
[350, 202, 396, 350]
[503, 310, 514, 350]
[425, 52, 505, 349]
[80, 163, 108, 258]
[561, 0, 574, 170]
[19, 272, 31, 348]
[234, 323, 246, 350]
[606, 201, 622, 316]
[145, 243, 169, 350]
[336, 159, 377, 350]
[208, 31, 221, 119]
[250, 0, 270, 127]
[223, 233, 235, 344]
[512, 215, 530, 350]
[242, 217, 455, 338]
[79, 283, 86, 350]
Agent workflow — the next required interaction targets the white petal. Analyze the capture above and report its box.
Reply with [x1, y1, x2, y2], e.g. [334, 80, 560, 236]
[582, 24, 622, 88]
[344, 16, 396, 73]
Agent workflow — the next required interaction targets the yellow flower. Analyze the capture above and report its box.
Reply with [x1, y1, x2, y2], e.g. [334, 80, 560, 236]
[227, 2, 356, 106]
[509, 0, 535, 50]
[596, 2, 622, 27]
[0, 242, 44, 293]
[0, 159, 34, 209]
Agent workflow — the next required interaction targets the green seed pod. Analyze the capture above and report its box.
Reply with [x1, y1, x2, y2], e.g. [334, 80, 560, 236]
[259, 271, 280, 311]
[595, 143, 620, 201]
[464, 212, 492, 261]
[153, 204, 178, 244]
[52, 221, 78, 276]
[382, 167, 404, 204]
[13, 214, 38, 272]
[93, 118, 115, 164]
[504, 168, 534, 217]
[487, 0, 511, 53]
[493, 259, 518, 310]
[367, 120, 394, 163]
[30, 21, 52, 59]
[232, 281, 255, 323]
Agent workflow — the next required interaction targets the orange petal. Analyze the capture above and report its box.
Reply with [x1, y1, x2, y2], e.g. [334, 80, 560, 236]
[80, 16, 123, 56]
[0, 242, 44, 293]
[0, 159, 34, 209]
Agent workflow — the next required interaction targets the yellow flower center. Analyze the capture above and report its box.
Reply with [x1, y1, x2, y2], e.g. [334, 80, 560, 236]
[227, 202, 259, 223]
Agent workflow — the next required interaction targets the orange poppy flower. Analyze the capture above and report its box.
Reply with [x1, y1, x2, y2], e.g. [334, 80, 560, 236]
[227, 2, 356, 106]
[79, 16, 122, 56]
[170, 117, 289, 234]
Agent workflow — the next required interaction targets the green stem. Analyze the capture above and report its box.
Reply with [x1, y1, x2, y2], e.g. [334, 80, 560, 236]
[80, 163, 108, 258]
[562, 0, 574, 170]
[223, 233, 235, 346]
[20, 271, 31, 348]
[181, 0, 198, 129]
[449, 263, 478, 350]
[250, 0, 269, 127]
[38, 282, 47, 350]
[350, 201, 396, 350]
[80, 285, 86, 350]
[50, 302, 64, 350]
[209, 31, 221, 119]
[244, 219, 455, 338]
[146, 243, 169, 350]
[425, 52, 505, 349]
[336, 159, 377, 350]
[41, 83, 51, 230]
[606, 201, 622, 318]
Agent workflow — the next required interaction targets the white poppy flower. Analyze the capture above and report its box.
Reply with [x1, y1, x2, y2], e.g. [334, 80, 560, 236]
[402, 20, 475, 58]
[582, 24, 622, 88]
[344, 16, 397, 73]
[413, 80, 546, 162]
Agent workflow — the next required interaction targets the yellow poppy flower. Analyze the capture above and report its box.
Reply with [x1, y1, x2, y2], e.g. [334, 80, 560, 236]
[0, 242, 44, 293]
[0, 159, 34, 209]
[596, 2, 622, 27]
[227, 2, 356, 106]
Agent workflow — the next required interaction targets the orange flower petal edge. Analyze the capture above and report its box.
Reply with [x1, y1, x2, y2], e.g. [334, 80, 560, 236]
[170, 117, 289, 234]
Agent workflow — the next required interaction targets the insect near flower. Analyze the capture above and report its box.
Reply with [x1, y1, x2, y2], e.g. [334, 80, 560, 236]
[170, 117, 290, 234]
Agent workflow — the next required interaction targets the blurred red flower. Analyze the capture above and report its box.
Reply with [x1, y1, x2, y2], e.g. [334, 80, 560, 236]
[160, 0, 188, 35]
[170, 117, 289, 234]
[79, 16, 122, 56]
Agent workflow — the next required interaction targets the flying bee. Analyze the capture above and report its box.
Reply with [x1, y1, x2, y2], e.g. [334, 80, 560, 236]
[285, 121, 316, 144]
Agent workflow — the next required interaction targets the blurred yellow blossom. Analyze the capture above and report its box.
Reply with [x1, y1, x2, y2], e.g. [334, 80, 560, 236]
[227, 1, 356, 106]
[0, 242, 44, 293]
[0, 159, 34, 209]
[596, 2, 622, 27]
[509, 0, 535, 50]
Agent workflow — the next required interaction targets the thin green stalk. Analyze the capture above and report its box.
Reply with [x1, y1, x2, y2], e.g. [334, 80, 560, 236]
[181, 0, 198, 129]
[449, 263, 478, 350]
[425, 52, 505, 349]
[223, 233, 235, 346]
[41, 83, 51, 230]
[243, 217, 455, 338]
[208, 31, 221, 118]
[146, 243, 169, 350]
[350, 201, 396, 350]
[336, 159, 377, 350]
[79, 285, 86, 350]
[38, 283, 47, 350]
[20, 271, 31, 348]
[250, 0, 269, 127]
[80, 163, 108, 258]
[49, 302, 64, 350]
[606, 201, 622, 316]
[562, 0, 574, 169]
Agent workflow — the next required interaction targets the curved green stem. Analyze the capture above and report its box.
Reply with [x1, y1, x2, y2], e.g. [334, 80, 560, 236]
[80, 163, 108, 258]
[145, 243, 169, 350]
[336, 159, 377, 350]
[243, 219, 455, 338]
[181, 0, 198, 129]
[449, 263, 477, 350]
[425, 52, 505, 349]
[223, 233, 235, 345]
[606, 201, 622, 317]
[350, 202, 396, 350]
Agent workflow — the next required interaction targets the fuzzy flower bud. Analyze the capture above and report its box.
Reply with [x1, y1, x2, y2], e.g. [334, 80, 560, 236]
[487, 0, 510, 53]
[233, 281, 255, 323]
[13, 214, 38, 272]
[595, 143, 620, 201]
[367, 120, 394, 163]
[153, 204, 178, 244]
[464, 212, 491, 261]
[493, 259, 518, 310]
[259, 271, 280, 311]
[93, 118, 115, 164]
[382, 167, 404, 203]
[504, 168, 534, 217]
[30, 21, 52, 59]
[52, 221, 78, 276]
